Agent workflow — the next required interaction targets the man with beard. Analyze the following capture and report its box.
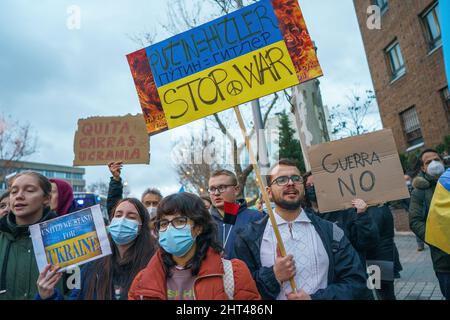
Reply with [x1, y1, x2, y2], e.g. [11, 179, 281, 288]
[233, 159, 368, 300]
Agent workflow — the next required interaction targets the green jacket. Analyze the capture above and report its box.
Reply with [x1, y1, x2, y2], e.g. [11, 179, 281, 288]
[0, 208, 66, 300]
[409, 171, 450, 273]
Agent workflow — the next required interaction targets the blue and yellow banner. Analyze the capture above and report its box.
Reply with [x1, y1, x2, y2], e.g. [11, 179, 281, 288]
[127, 0, 323, 135]
[30, 205, 112, 272]
[426, 169, 450, 254]
[442, 0, 450, 83]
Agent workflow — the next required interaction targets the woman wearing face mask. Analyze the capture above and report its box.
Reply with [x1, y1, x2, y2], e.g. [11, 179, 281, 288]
[128, 192, 261, 300]
[36, 198, 157, 300]
[0, 171, 67, 300]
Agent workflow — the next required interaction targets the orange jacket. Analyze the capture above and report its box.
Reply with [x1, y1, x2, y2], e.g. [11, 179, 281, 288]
[128, 248, 261, 300]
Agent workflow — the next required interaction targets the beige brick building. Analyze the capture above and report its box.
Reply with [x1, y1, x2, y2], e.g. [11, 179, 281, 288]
[353, 0, 449, 153]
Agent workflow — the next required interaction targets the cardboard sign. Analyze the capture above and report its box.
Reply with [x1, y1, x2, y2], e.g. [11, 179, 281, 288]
[308, 129, 410, 213]
[30, 205, 112, 272]
[127, 0, 323, 135]
[73, 114, 150, 166]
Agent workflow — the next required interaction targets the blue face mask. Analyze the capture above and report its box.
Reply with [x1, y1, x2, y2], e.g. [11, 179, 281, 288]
[108, 217, 140, 245]
[159, 224, 195, 257]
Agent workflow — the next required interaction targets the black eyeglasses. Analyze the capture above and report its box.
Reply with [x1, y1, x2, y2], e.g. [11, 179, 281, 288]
[207, 184, 236, 194]
[269, 175, 303, 187]
[156, 216, 189, 232]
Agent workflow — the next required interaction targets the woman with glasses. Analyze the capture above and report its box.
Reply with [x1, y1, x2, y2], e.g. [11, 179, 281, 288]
[36, 198, 157, 300]
[128, 192, 261, 300]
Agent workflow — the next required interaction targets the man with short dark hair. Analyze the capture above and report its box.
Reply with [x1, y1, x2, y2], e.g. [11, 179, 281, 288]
[208, 169, 262, 259]
[233, 159, 368, 300]
[409, 149, 450, 299]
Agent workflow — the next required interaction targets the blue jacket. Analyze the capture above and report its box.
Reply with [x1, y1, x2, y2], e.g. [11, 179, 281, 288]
[232, 209, 369, 300]
[210, 200, 264, 259]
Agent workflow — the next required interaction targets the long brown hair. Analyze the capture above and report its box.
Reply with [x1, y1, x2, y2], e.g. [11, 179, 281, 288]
[84, 198, 157, 300]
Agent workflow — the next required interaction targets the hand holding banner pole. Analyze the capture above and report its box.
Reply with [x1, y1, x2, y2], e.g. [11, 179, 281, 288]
[233, 106, 297, 294]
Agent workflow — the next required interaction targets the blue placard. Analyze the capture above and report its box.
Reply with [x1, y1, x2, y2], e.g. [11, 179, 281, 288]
[442, 0, 450, 83]
[40, 208, 96, 247]
[146, 0, 283, 87]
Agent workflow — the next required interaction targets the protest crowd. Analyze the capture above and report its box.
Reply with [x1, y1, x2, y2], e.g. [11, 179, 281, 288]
[1, 0, 449, 305]
[0, 148, 449, 301]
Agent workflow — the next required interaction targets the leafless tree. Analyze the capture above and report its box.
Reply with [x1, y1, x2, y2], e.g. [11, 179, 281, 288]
[0, 114, 38, 184]
[173, 121, 221, 195]
[87, 181, 109, 197]
[328, 89, 379, 138]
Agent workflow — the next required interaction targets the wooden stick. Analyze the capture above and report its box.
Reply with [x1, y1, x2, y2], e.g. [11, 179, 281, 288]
[233, 106, 297, 293]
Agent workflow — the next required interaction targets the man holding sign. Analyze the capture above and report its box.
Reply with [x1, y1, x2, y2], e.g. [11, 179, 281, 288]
[233, 159, 368, 300]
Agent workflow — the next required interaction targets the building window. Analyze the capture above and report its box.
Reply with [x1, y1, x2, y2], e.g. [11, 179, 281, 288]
[44, 171, 54, 178]
[441, 86, 450, 118]
[375, 0, 388, 14]
[386, 41, 406, 80]
[422, 2, 441, 51]
[53, 172, 66, 179]
[400, 107, 423, 147]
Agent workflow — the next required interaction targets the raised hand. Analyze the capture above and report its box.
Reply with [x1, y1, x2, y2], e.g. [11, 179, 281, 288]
[108, 161, 123, 181]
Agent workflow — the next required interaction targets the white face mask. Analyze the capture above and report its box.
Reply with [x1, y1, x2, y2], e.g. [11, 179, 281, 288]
[427, 160, 445, 178]
[147, 206, 157, 219]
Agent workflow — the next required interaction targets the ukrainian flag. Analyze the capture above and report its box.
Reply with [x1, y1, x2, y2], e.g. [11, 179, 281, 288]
[442, 0, 450, 83]
[426, 169, 450, 254]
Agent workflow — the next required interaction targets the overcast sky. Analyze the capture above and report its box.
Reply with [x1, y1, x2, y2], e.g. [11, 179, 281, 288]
[0, 0, 381, 198]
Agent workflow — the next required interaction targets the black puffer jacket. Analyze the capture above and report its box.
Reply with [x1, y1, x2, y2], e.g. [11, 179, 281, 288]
[409, 172, 450, 273]
[317, 207, 379, 266]
[106, 177, 123, 217]
[366, 205, 403, 279]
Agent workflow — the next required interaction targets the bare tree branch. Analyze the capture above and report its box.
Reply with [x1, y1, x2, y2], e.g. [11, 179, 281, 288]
[0, 114, 38, 183]
[263, 93, 279, 128]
